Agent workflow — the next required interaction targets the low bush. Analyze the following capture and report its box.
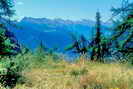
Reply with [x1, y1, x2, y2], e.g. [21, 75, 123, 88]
[0, 58, 23, 88]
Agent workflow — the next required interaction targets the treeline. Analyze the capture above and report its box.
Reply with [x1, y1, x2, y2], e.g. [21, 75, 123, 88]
[0, 0, 133, 63]
[66, 0, 133, 63]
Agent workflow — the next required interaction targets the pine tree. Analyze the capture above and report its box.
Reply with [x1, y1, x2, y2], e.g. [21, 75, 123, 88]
[0, 1, 21, 87]
[111, 0, 133, 57]
[90, 11, 102, 61]
[0, 0, 15, 18]
[0, 0, 20, 57]
[95, 11, 102, 60]
[90, 11, 110, 62]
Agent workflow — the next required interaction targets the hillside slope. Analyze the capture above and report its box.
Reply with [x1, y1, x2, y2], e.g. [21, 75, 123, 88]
[8, 17, 111, 51]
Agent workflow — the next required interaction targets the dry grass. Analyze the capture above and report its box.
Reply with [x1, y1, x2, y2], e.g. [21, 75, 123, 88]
[9, 56, 133, 89]
[1, 55, 133, 89]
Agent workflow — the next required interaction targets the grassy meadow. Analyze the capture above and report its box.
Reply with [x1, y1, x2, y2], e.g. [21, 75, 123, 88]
[0, 52, 133, 89]
[1, 0, 133, 89]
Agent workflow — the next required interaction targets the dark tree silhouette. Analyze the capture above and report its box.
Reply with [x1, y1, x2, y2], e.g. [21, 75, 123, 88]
[89, 11, 110, 62]
[65, 33, 89, 55]
[90, 11, 102, 61]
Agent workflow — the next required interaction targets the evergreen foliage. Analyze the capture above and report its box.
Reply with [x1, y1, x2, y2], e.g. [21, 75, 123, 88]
[0, 0, 22, 88]
[0, 0, 15, 18]
[65, 12, 110, 62]
[89, 11, 110, 62]
[0, 0, 20, 57]
[111, 0, 133, 59]
[0, 24, 20, 57]
[65, 33, 89, 55]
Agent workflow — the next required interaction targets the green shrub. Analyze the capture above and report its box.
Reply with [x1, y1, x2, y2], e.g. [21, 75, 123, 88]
[70, 68, 88, 77]
[0, 58, 22, 88]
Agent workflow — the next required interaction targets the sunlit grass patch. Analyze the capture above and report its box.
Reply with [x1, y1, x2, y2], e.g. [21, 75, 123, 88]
[1, 54, 133, 89]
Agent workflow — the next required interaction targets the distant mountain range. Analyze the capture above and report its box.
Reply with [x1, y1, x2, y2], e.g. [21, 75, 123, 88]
[7, 17, 112, 51]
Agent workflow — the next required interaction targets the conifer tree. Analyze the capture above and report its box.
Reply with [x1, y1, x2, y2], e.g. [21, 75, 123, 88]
[0, 0, 20, 57]
[0, 0, 15, 18]
[90, 11, 102, 61]
[111, 0, 133, 58]
[90, 11, 110, 62]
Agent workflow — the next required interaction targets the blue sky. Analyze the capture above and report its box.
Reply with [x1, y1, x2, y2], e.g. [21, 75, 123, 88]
[14, 0, 122, 21]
